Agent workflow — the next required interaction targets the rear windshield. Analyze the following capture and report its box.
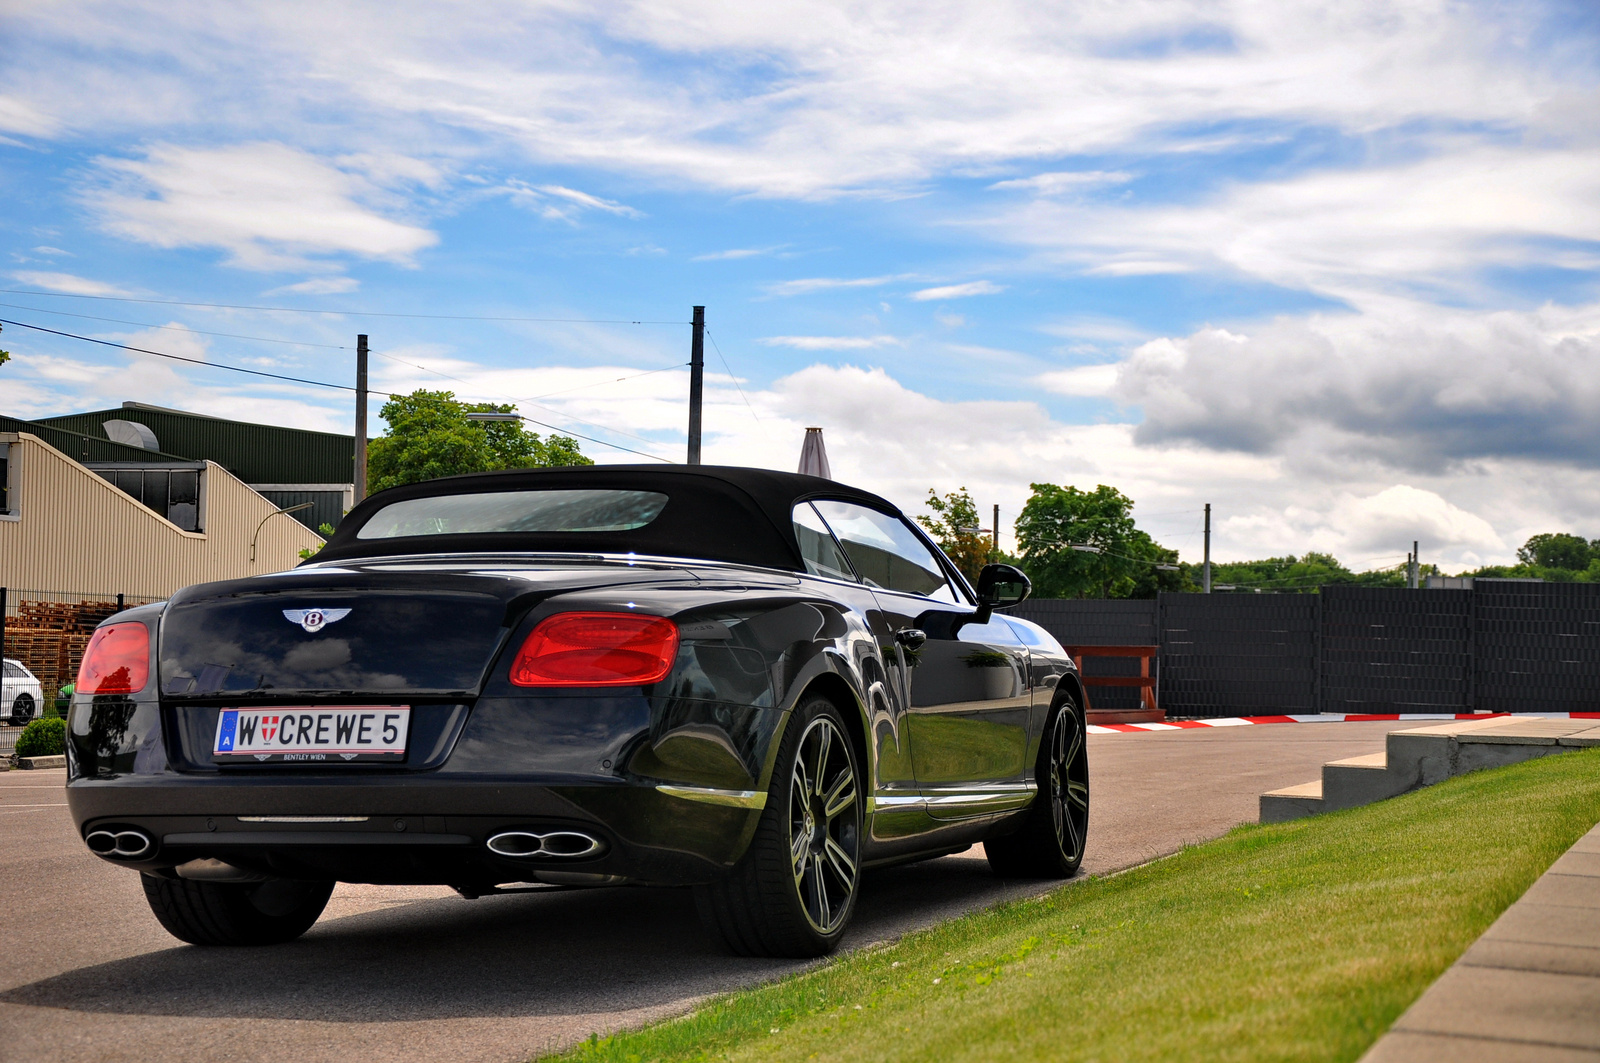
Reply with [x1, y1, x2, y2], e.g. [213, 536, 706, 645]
[356, 489, 668, 539]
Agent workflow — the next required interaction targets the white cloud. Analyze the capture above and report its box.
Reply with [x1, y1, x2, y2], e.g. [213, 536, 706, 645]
[909, 281, 1004, 301]
[266, 276, 360, 295]
[988, 171, 1134, 194]
[81, 142, 439, 271]
[9, 271, 134, 296]
[1038, 364, 1120, 397]
[758, 334, 901, 350]
[493, 179, 643, 221]
[691, 247, 784, 261]
[0, 94, 58, 137]
[30, 246, 70, 257]
[764, 275, 905, 297]
[3, 1, 1573, 197]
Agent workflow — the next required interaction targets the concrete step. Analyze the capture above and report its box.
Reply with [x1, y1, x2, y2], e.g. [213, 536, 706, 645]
[1260, 780, 1324, 824]
[1260, 716, 1599, 824]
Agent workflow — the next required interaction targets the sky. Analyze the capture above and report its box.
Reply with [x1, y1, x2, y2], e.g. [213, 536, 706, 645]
[3, 0, 1599, 570]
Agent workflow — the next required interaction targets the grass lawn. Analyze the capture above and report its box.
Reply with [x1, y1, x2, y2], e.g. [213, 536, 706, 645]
[547, 747, 1600, 1063]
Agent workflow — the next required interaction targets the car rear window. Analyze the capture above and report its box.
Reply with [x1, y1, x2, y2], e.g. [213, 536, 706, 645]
[356, 489, 669, 539]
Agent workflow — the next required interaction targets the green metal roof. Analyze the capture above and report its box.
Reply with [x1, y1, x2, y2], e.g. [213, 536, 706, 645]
[32, 403, 361, 484]
[0, 414, 195, 464]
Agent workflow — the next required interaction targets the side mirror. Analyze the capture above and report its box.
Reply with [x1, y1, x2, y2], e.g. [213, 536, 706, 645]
[973, 563, 1031, 623]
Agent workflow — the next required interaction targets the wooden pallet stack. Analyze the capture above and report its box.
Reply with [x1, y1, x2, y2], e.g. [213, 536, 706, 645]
[2, 599, 121, 701]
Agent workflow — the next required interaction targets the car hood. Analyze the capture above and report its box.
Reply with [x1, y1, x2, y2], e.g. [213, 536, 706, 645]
[157, 556, 708, 699]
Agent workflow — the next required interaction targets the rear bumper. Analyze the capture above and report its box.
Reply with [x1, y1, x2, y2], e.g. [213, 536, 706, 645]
[66, 775, 762, 887]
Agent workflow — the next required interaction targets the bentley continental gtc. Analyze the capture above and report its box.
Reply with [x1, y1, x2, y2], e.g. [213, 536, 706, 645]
[66, 466, 1089, 957]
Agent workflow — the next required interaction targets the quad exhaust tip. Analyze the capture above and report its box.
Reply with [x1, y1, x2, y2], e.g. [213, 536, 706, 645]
[85, 829, 154, 860]
[487, 830, 604, 859]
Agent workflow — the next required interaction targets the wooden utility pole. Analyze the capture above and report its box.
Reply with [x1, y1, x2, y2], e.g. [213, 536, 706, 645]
[354, 334, 369, 501]
[993, 504, 1000, 550]
[1203, 503, 1212, 593]
[687, 307, 705, 464]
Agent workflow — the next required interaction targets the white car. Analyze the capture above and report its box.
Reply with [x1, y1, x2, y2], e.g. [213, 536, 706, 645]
[3, 659, 44, 725]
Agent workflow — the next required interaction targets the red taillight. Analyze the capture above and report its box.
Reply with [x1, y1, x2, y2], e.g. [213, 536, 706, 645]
[509, 612, 680, 687]
[78, 622, 150, 695]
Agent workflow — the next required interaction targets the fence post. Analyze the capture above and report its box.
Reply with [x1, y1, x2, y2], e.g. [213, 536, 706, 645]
[0, 586, 6, 664]
[1313, 589, 1324, 714]
[1465, 583, 1477, 713]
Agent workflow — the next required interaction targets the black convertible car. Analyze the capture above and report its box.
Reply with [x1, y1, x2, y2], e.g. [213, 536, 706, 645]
[66, 466, 1089, 957]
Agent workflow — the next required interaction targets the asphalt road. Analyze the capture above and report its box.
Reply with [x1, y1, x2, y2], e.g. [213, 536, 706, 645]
[0, 721, 1401, 1063]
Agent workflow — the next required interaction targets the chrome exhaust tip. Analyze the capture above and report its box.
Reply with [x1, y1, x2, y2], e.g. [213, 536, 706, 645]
[487, 829, 604, 859]
[86, 829, 154, 859]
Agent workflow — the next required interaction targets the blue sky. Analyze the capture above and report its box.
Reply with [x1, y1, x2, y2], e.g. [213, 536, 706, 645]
[3, 1, 1599, 568]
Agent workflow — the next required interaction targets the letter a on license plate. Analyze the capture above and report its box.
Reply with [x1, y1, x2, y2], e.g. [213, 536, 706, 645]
[214, 706, 410, 763]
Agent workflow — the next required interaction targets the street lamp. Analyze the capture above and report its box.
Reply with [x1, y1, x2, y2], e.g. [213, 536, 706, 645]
[250, 501, 315, 563]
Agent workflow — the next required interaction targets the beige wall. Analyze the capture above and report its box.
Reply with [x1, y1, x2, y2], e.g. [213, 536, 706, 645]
[0, 432, 324, 600]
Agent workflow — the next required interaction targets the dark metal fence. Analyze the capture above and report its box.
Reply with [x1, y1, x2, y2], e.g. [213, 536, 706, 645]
[1012, 580, 1600, 717]
[1007, 600, 1156, 709]
[1159, 594, 1317, 715]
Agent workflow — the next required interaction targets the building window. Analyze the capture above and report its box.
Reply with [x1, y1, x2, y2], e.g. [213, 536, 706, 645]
[87, 462, 205, 532]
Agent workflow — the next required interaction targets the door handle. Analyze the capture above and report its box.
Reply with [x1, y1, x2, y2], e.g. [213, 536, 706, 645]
[894, 628, 927, 650]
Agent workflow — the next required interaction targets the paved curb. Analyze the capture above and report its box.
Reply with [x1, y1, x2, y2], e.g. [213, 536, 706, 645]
[17, 755, 66, 770]
[1090, 711, 1600, 735]
[1361, 821, 1600, 1061]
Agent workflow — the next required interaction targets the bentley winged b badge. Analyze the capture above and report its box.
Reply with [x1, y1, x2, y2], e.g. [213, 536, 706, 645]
[282, 607, 352, 633]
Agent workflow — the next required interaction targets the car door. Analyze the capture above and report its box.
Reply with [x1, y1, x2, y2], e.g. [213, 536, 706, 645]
[810, 500, 1032, 820]
[791, 502, 923, 840]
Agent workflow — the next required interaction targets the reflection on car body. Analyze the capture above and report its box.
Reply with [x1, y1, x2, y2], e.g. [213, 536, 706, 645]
[66, 466, 1090, 957]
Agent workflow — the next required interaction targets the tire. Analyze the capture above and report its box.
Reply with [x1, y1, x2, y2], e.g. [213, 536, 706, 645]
[694, 696, 863, 957]
[10, 694, 34, 726]
[984, 693, 1089, 878]
[141, 873, 334, 946]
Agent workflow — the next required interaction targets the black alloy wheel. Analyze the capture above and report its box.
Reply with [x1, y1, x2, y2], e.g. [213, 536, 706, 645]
[984, 693, 1089, 878]
[695, 696, 862, 957]
[141, 873, 335, 946]
[10, 694, 34, 726]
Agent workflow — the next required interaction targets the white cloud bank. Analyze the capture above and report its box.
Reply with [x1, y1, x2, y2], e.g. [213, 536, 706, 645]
[81, 142, 439, 272]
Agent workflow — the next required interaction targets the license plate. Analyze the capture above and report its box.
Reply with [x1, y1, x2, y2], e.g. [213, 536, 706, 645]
[214, 706, 410, 763]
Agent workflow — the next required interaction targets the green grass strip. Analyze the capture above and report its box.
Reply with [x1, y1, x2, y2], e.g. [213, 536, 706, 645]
[547, 748, 1600, 1063]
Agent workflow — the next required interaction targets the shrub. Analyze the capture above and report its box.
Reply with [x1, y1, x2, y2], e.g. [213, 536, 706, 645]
[15, 717, 66, 758]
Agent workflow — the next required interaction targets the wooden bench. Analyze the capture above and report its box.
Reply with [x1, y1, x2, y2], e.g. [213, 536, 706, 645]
[1062, 645, 1164, 724]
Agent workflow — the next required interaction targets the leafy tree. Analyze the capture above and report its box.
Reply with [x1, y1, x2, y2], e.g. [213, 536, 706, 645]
[0, 348, 10, 367]
[917, 487, 995, 584]
[367, 389, 591, 493]
[1516, 533, 1594, 571]
[1014, 483, 1191, 598]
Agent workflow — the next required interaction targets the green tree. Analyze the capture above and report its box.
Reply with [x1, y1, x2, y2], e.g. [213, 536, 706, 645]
[1014, 483, 1191, 598]
[1516, 533, 1594, 571]
[917, 487, 994, 584]
[366, 389, 591, 493]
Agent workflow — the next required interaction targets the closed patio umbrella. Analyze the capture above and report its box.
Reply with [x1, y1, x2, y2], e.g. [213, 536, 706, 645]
[797, 427, 832, 479]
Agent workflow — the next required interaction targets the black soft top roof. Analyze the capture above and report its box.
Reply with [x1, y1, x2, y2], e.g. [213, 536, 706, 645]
[311, 465, 906, 569]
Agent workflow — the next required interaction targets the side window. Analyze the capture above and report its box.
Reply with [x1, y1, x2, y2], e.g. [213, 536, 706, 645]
[812, 501, 959, 604]
[791, 502, 856, 581]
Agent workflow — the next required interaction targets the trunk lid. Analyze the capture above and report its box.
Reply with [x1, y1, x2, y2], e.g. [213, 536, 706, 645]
[158, 559, 697, 699]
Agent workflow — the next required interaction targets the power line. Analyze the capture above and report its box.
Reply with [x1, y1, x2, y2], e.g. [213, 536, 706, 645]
[0, 317, 371, 393]
[0, 288, 688, 325]
[0, 316, 674, 463]
[705, 326, 768, 437]
[0, 300, 354, 350]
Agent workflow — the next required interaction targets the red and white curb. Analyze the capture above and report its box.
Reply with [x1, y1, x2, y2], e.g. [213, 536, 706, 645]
[1088, 711, 1600, 735]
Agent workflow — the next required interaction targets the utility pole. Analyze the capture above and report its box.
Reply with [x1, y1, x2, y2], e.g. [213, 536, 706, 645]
[1409, 540, 1419, 589]
[687, 306, 705, 464]
[354, 334, 368, 502]
[1203, 503, 1212, 593]
[993, 504, 1000, 551]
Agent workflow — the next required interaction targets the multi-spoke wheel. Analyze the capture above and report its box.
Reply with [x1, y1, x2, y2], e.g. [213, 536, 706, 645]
[695, 696, 863, 957]
[984, 692, 1089, 878]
